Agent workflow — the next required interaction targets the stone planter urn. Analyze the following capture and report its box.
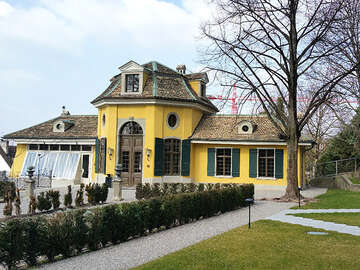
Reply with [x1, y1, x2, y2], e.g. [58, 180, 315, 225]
[26, 166, 36, 198]
[113, 164, 124, 201]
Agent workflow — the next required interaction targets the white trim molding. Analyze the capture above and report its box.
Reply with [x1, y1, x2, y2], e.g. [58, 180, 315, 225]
[13, 139, 97, 145]
[191, 140, 312, 146]
[93, 99, 216, 114]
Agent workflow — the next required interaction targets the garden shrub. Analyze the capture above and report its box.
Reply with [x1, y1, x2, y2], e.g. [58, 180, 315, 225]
[0, 219, 26, 269]
[47, 190, 60, 210]
[75, 184, 85, 207]
[151, 183, 161, 198]
[37, 192, 52, 212]
[169, 183, 179, 194]
[23, 217, 47, 266]
[0, 181, 15, 200]
[0, 183, 254, 269]
[64, 185, 73, 208]
[135, 183, 143, 200]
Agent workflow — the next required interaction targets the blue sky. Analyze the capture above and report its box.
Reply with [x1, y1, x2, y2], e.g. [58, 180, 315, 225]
[0, 0, 221, 136]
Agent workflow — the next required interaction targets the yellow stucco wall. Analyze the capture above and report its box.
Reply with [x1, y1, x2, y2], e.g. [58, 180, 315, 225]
[97, 104, 204, 179]
[190, 143, 303, 186]
[9, 144, 27, 177]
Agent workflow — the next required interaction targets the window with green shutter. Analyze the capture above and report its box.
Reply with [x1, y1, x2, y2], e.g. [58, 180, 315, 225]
[232, 148, 240, 177]
[154, 138, 164, 176]
[275, 149, 284, 179]
[249, 149, 257, 178]
[95, 138, 100, 173]
[181, 139, 191, 176]
[207, 148, 215, 176]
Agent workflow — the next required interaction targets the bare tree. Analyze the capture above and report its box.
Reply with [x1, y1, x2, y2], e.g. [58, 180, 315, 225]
[201, 0, 359, 200]
[303, 103, 340, 177]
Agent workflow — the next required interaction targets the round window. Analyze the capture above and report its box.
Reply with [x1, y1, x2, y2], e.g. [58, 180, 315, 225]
[167, 113, 178, 129]
[242, 125, 249, 132]
[56, 123, 62, 130]
[102, 114, 106, 128]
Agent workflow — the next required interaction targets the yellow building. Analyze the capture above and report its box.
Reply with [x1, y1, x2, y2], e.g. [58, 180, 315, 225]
[4, 60, 312, 187]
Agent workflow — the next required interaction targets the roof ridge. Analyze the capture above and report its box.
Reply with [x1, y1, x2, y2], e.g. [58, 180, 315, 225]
[143, 60, 180, 74]
[3, 116, 61, 137]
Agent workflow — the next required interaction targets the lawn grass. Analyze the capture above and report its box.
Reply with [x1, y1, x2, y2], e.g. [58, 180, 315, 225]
[134, 220, 360, 270]
[292, 212, 360, 227]
[300, 189, 360, 209]
[350, 177, 360, 185]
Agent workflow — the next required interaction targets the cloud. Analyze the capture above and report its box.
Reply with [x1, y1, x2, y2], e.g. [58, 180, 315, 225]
[0, 0, 213, 52]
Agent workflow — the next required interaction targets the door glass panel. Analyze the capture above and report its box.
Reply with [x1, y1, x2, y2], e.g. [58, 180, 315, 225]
[134, 152, 142, 173]
[82, 155, 89, 178]
[122, 151, 129, 172]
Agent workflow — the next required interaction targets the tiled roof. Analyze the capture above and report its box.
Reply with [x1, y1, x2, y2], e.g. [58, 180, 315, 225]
[3, 115, 98, 139]
[191, 115, 286, 142]
[91, 61, 218, 112]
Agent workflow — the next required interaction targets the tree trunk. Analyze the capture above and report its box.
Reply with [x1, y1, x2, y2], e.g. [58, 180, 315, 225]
[283, 128, 300, 200]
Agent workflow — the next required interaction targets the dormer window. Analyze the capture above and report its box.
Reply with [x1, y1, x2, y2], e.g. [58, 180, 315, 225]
[125, 74, 139, 92]
[238, 120, 255, 134]
[200, 83, 206, 97]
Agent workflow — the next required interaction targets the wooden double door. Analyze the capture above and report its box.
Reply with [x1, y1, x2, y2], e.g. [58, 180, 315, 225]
[119, 134, 143, 186]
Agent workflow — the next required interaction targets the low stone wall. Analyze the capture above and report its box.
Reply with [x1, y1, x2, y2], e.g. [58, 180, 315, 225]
[310, 173, 360, 191]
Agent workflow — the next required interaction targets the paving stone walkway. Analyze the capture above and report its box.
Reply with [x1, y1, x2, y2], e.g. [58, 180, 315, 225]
[266, 209, 360, 236]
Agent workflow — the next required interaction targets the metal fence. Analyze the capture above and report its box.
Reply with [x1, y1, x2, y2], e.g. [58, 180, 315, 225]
[315, 158, 357, 177]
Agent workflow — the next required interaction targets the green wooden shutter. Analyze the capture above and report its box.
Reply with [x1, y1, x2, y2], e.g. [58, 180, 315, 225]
[275, 149, 284, 179]
[249, 149, 257, 178]
[207, 148, 215, 176]
[95, 138, 100, 173]
[232, 148, 240, 177]
[154, 138, 164, 176]
[101, 137, 107, 174]
[181, 139, 191, 176]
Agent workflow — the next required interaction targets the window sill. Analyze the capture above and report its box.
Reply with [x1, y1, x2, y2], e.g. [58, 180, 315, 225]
[214, 175, 233, 178]
[256, 177, 277, 180]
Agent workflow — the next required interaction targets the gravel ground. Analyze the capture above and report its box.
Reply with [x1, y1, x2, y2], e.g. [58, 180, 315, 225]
[35, 187, 327, 270]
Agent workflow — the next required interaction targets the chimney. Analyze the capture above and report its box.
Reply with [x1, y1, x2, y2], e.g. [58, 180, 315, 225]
[61, 106, 70, 116]
[176, 65, 186, 74]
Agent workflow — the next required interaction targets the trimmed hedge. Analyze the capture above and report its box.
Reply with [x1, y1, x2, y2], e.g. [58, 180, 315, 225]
[0, 184, 253, 268]
[135, 182, 242, 199]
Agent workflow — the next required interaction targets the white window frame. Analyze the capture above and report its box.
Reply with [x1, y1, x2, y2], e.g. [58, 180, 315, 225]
[257, 148, 276, 180]
[215, 147, 233, 178]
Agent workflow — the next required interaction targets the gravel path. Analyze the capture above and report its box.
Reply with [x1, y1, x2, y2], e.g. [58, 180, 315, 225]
[266, 209, 360, 236]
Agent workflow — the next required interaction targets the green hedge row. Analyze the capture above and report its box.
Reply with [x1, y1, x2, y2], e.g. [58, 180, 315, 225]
[0, 184, 253, 269]
[136, 182, 241, 200]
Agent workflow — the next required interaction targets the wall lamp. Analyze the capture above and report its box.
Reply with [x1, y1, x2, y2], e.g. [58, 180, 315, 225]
[146, 148, 152, 160]
[108, 147, 114, 160]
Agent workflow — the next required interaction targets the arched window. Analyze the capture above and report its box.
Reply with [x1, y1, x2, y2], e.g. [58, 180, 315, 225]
[164, 138, 181, 175]
[120, 121, 143, 135]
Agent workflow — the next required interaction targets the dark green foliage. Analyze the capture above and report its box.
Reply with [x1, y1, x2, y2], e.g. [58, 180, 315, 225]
[47, 190, 60, 210]
[151, 183, 161, 197]
[180, 183, 187, 193]
[100, 183, 109, 203]
[23, 217, 46, 266]
[0, 184, 254, 269]
[0, 181, 15, 200]
[64, 185, 73, 208]
[0, 219, 26, 269]
[197, 183, 205, 192]
[75, 184, 85, 207]
[169, 183, 179, 194]
[187, 183, 197, 193]
[142, 183, 152, 199]
[37, 192, 52, 212]
[161, 183, 170, 196]
[135, 183, 143, 200]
